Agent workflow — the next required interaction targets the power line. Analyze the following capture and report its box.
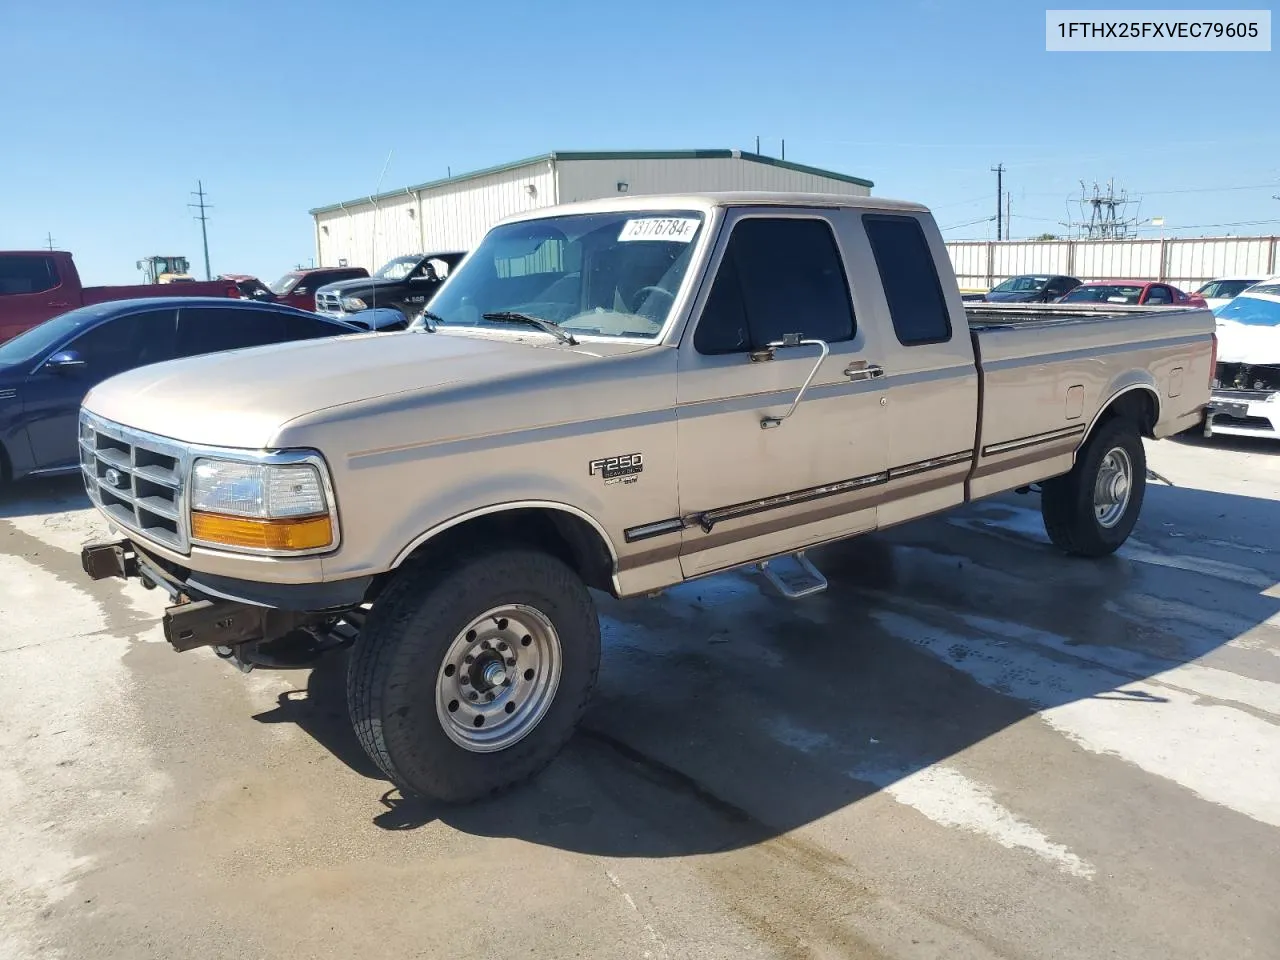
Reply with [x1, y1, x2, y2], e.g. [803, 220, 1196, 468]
[940, 215, 997, 231]
[188, 181, 212, 281]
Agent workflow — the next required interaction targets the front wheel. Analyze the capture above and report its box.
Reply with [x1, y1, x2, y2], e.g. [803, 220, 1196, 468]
[1040, 417, 1146, 557]
[347, 548, 600, 802]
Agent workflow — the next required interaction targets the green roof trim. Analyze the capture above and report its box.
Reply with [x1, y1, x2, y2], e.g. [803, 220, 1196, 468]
[309, 149, 873, 215]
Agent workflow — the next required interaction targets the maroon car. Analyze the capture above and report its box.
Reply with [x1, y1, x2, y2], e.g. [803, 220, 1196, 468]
[1059, 279, 1207, 308]
[265, 266, 369, 312]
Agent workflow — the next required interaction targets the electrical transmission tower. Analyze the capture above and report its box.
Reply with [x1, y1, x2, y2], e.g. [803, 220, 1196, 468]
[1070, 180, 1141, 239]
[188, 181, 212, 280]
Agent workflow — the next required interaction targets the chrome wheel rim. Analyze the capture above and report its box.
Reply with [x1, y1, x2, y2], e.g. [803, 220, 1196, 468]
[435, 604, 562, 753]
[1093, 446, 1133, 529]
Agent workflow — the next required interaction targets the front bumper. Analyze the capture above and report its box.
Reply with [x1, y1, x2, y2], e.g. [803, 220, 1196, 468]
[1205, 392, 1280, 440]
[82, 538, 371, 653]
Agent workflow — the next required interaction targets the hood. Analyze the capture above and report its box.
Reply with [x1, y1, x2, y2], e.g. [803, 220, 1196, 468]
[1215, 319, 1280, 366]
[82, 330, 641, 449]
[984, 290, 1042, 303]
[315, 275, 407, 298]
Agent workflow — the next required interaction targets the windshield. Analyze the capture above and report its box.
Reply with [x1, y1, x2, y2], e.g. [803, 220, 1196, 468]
[1061, 284, 1144, 305]
[1198, 279, 1259, 300]
[1214, 295, 1280, 327]
[991, 275, 1050, 293]
[421, 211, 705, 340]
[374, 256, 421, 280]
[0, 303, 110, 367]
[1243, 282, 1280, 298]
[268, 271, 302, 295]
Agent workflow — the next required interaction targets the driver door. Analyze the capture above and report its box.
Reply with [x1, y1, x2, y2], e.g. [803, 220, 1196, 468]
[675, 209, 889, 577]
[24, 309, 176, 469]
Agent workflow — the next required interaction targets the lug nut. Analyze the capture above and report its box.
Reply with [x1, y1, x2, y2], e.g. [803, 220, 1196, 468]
[506, 657, 516, 666]
[481, 640, 491, 650]
[497, 642, 508, 652]
[464, 654, 474, 664]
[468, 692, 478, 701]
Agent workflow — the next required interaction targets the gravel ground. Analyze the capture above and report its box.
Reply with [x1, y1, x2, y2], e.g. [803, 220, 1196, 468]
[1, 434, 1278, 960]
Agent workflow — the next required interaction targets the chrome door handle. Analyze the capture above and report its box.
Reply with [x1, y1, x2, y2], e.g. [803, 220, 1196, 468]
[844, 361, 884, 382]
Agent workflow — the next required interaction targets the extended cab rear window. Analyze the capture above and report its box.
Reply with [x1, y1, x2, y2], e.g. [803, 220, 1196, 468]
[862, 214, 952, 346]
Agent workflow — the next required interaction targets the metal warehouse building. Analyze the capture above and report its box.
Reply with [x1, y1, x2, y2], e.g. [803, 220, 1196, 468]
[310, 149, 873, 270]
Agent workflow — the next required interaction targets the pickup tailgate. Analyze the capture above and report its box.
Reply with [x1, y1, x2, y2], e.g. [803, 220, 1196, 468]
[966, 304, 1214, 499]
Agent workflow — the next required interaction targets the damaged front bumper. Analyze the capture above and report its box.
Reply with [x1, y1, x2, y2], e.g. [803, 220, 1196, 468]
[81, 539, 367, 664]
[1205, 390, 1280, 440]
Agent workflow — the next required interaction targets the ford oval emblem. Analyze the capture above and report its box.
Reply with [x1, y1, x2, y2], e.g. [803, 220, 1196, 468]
[104, 468, 123, 488]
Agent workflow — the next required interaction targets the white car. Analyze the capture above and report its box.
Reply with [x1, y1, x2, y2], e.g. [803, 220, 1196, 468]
[1206, 277, 1280, 440]
[1195, 276, 1264, 311]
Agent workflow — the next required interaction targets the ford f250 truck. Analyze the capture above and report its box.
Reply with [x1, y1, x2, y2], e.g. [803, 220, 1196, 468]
[0, 251, 242, 344]
[78, 193, 1215, 803]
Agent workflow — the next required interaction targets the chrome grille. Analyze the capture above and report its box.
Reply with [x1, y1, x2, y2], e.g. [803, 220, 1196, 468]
[79, 412, 189, 552]
[315, 291, 345, 317]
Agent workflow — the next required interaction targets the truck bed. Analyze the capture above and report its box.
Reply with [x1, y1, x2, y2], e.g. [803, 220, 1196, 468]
[965, 301, 1202, 330]
[964, 301, 1215, 500]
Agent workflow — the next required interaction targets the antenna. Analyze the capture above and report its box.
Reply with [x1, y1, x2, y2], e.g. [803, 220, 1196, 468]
[369, 149, 394, 310]
[44, 232, 56, 251]
[188, 181, 212, 280]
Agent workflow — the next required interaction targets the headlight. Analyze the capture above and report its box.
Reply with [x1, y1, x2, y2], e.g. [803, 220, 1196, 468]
[341, 296, 367, 312]
[189, 456, 338, 554]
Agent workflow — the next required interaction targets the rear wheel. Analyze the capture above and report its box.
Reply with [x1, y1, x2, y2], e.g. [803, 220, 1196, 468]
[347, 548, 600, 803]
[1041, 417, 1146, 557]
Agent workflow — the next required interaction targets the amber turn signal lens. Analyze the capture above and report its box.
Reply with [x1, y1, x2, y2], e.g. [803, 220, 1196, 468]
[191, 512, 333, 551]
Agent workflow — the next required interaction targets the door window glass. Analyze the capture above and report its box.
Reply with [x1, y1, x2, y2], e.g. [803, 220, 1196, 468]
[694, 217, 855, 355]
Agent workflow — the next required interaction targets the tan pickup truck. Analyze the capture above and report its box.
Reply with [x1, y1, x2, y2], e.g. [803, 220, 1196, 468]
[79, 193, 1215, 801]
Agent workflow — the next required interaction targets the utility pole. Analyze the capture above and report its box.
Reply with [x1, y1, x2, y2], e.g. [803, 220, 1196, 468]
[1005, 192, 1011, 241]
[781, 138, 786, 160]
[44, 232, 56, 251]
[188, 181, 212, 280]
[991, 164, 1005, 241]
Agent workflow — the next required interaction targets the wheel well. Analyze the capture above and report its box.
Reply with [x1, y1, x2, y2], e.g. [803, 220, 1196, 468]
[375, 508, 616, 602]
[1095, 387, 1158, 440]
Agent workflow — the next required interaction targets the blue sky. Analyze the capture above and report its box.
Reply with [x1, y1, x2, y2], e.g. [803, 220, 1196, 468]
[1, 1, 1276, 285]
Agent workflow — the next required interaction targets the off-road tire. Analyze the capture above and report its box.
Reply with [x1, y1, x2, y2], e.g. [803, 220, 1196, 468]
[1041, 416, 1146, 557]
[347, 548, 600, 803]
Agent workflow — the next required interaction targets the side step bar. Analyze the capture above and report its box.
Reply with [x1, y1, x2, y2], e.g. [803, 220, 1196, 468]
[755, 551, 828, 599]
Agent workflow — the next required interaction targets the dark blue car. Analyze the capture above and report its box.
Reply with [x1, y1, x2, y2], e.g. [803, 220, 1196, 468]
[0, 297, 358, 484]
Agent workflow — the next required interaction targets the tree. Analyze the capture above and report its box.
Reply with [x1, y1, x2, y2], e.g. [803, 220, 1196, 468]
[1034, 233, 1061, 241]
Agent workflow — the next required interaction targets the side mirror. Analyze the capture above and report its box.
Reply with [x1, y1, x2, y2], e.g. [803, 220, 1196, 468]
[750, 333, 833, 429]
[44, 350, 86, 373]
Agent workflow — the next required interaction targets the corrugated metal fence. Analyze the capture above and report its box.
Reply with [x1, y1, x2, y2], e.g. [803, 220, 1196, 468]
[946, 235, 1280, 291]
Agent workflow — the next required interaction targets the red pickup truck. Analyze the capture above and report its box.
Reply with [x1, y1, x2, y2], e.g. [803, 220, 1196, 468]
[0, 251, 242, 344]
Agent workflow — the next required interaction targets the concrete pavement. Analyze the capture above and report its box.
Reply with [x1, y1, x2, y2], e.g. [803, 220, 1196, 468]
[2, 434, 1278, 959]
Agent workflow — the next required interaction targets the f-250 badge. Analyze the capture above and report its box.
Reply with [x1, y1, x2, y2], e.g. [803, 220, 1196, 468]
[588, 453, 643, 485]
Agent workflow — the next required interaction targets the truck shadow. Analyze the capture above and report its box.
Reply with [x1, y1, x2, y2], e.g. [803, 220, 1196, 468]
[260, 483, 1280, 855]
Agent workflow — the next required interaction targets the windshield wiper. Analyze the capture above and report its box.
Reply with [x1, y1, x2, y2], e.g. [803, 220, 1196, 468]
[482, 311, 578, 345]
